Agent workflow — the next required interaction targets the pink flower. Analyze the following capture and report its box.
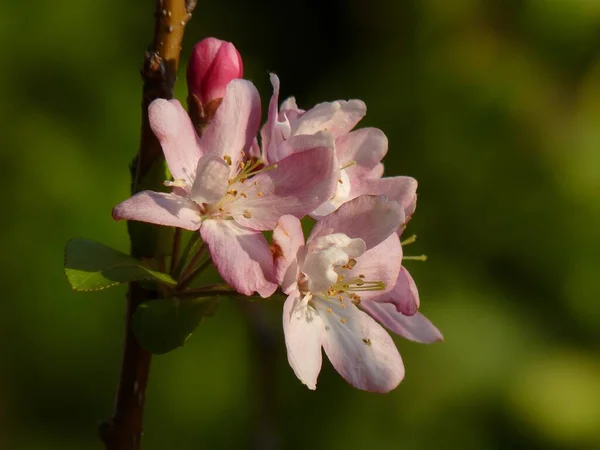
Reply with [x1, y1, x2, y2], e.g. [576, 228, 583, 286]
[261, 74, 417, 221]
[272, 195, 442, 392]
[187, 37, 243, 106]
[113, 79, 339, 297]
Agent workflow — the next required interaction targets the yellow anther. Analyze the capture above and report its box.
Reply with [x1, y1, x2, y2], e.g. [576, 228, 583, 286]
[223, 155, 232, 165]
[257, 191, 263, 197]
[227, 189, 238, 196]
[401, 234, 417, 246]
[362, 338, 372, 346]
[340, 318, 346, 324]
[403, 254, 428, 262]
[163, 178, 187, 188]
[243, 210, 252, 218]
[327, 307, 333, 314]
[240, 192, 247, 198]
[342, 258, 357, 270]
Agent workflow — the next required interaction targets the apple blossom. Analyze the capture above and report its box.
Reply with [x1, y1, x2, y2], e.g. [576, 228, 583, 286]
[273, 195, 440, 392]
[113, 79, 339, 297]
[261, 74, 418, 220]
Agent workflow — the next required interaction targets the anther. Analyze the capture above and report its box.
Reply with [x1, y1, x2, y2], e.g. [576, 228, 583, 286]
[257, 191, 263, 197]
[223, 155, 232, 166]
[163, 178, 187, 188]
[362, 338, 372, 346]
[403, 254, 428, 261]
[340, 318, 346, 324]
[243, 209, 252, 218]
[401, 234, 417, 246]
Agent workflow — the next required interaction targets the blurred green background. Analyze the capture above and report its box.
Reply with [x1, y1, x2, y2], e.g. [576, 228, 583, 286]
[2, 0, 600, 448]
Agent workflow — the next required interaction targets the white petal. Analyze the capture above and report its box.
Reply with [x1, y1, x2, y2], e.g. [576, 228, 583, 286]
[317, 299, 404, 392]
[303, 234, 366, 293]
[283, 291, 325, 390]
[190, 153, 230, 204]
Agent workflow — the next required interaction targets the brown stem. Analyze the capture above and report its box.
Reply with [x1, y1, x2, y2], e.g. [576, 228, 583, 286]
[99, 1, 197, 449]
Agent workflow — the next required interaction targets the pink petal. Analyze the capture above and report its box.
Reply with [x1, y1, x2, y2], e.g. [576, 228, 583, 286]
[351, 176, 418, 220]
[292, 100, 366, 138]
[280, 96, 300, 113]
[112, 191, 201, 230]
[337, 128, 388, 174]
[369, 267, 420, 316]
[231, 146, 339, 231]
[310, 195, 405, 250]
[345, 234, 402, 300]
[149, 99, 202, 186]
[260, 73, 281, 163]
[269, 130, 334, 163]
[283, 291, 325, 390]
[199, 79, 261, 174]
[360, 302, 443, 344]
[200, 220, 277, 297]
[272, 215, 305, 293]
[318, 300, 404, 393]
[190, 153, 230, 204]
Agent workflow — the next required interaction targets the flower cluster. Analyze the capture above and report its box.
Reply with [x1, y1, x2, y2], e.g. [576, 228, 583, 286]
[113, 37, 442, 393]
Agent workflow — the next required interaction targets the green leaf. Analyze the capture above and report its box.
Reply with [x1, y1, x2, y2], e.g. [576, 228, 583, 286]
[132, 297, 219, 354]
[64, 238, 177, 291]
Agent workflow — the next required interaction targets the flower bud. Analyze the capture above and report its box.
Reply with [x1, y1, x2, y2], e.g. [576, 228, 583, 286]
[187, 37, 243, 106]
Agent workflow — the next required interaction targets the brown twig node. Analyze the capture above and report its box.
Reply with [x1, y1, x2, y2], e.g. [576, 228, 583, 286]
[99, 1, 197, 449]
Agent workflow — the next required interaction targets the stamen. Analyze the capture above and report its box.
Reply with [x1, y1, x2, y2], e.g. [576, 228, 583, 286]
[362, 338, 372, 346]
[401, 234, 417, 246]
[243, 209, 252, 218]
[403, 254, 427, 262]
[340, 318, 346, 324]
[340, 160, 357, 171]
[223, 155, 232, 166]
[163, 178, 187, 188]
[257, 191, 263, 197]
[341, 258, 357, 270]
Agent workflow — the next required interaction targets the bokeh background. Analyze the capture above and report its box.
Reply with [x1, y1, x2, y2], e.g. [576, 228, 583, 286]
[2, 0, 600, 449]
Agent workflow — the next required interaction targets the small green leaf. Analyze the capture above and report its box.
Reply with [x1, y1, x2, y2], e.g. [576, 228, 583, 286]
[64, 238, 177, 291]
[132, 297, 219, 354]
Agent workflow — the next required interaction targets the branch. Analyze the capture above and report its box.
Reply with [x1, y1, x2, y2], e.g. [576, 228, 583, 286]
[99, 1, 197, 449]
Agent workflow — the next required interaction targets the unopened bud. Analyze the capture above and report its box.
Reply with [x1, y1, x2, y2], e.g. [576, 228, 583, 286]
[187, 37, 243, 106]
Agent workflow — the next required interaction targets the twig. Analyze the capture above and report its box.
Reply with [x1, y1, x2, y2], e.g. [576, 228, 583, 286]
[99, 1, 196, 449]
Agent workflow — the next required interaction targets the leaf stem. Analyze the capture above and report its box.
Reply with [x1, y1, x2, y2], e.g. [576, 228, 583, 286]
[178, 243, 207, 283]
[170, 228, 182, 275]
[174, 232, 201, 280]
[178, 257, 212, 290]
